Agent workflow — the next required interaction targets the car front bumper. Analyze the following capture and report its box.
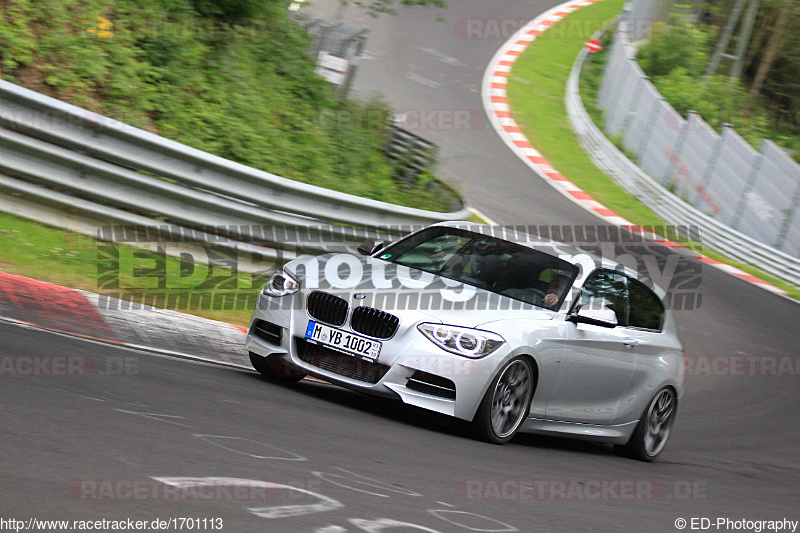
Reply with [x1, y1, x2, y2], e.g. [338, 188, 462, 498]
[245, 291, 507, 421]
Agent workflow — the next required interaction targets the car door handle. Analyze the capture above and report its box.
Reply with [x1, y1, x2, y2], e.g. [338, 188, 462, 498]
[623, 338, 639, 349]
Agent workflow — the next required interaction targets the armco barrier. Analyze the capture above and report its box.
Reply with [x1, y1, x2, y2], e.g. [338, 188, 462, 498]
[566, 27, 800, 287]
[0, 78, 470, 254]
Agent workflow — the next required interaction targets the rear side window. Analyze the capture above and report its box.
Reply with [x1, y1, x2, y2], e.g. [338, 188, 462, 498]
[627, 279, 664, 331]
[573, 270, 665, 331]
[573, 270, 629, 326]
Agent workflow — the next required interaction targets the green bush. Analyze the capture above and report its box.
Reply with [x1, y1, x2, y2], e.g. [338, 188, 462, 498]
[0, 0, 459, 212]
[191, 0, 281, 19]
[636, 13, 799, 163]
[637, 18, 710, 78]
[656, 67, 747, 127]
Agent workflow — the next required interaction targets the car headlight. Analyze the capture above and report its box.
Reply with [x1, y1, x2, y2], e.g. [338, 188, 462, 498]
[417, 323, 505, 358]
[262, 269, 300, 297]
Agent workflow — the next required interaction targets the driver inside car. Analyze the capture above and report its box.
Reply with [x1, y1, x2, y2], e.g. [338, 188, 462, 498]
[542, 274, 570, 309]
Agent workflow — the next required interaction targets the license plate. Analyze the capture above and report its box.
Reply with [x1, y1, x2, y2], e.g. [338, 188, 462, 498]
[304, 321, 382, 360]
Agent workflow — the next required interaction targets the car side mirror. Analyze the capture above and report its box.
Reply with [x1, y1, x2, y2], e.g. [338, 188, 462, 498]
[357, 239, 385, 256]
[568, 306, 618, 328]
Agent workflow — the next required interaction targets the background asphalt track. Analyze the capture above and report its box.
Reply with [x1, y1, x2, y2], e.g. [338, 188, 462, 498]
[1, 0, 799, 531]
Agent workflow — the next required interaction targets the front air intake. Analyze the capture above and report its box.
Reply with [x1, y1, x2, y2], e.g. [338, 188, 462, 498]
[406, 370, 456, 400]
[295, 338, 390, 384]
[251, 319, 282, 346]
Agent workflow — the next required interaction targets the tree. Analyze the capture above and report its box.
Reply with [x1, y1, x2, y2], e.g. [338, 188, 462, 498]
[746, 0, 797, 101]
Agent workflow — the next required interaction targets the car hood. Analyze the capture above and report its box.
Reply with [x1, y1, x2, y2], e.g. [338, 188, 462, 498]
[283, 253, 555, 328]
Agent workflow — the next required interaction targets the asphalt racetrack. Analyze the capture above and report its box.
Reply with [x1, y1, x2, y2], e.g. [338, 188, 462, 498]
[1, 0, 799, 531]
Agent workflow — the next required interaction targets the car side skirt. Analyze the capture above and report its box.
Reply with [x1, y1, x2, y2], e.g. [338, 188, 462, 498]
[520, 417, 638, 445]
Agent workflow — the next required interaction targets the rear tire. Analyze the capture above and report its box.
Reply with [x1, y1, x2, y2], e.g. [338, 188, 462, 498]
[249, 351, 306, 384]
[615, 387, 677, 462]
[471, 356, 534, 444]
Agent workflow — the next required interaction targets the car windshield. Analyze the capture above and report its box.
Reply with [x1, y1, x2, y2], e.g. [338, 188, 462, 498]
[377, 226, 579, 309]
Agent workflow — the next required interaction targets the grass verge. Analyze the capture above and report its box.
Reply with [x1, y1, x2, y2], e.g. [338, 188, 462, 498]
[506, 0, 799, 299]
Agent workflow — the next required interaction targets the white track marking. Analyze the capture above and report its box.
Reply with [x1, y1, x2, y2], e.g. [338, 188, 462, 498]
[427, 510, 518, 532]
[152, 477, 343, 519]
[114, 409, 194, 428]
[193, 434, 306, 461]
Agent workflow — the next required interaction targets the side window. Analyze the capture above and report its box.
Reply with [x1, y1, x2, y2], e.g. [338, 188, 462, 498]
[573, 270, 628, 326]
[627, 279, 665, 331]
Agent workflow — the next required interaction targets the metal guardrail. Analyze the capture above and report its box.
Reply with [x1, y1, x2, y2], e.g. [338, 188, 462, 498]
[0, 79, 470, 254]
[385, 125, 440, 186]
[565, 30, 800, 287]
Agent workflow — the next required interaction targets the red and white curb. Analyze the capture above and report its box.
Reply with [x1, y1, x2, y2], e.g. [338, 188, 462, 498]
[0, 270, 251, 369]
[0, 271, 334, 384]
[481, 0, 785, 295]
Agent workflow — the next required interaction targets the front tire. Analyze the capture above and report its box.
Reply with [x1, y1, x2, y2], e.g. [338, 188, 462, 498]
[471, 357, 534, 444]
[249, 351, 306, 384]
[616, 387, 677, 462]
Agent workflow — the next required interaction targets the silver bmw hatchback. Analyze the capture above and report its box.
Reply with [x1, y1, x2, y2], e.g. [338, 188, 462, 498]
[246, 222, 685, 461]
